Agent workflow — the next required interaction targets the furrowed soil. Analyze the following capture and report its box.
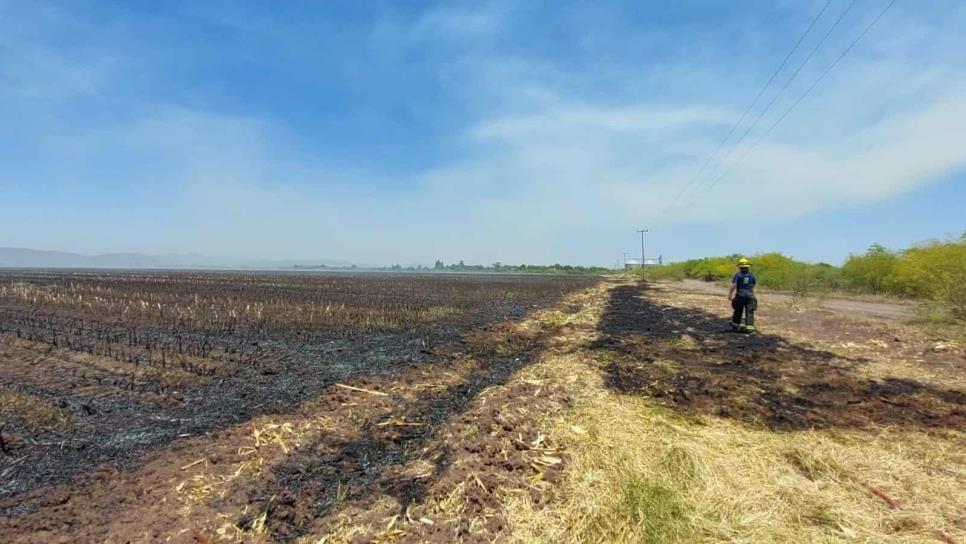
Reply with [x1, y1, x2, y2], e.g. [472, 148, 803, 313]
[1, 273, 963, 543]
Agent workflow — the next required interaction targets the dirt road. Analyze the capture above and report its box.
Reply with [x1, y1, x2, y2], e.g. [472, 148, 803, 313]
[673, 278, 914, 320]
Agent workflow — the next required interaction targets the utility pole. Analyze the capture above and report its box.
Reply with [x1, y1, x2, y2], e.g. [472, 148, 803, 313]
[636, 228, 648, 281]
[622, 252, 629, 270]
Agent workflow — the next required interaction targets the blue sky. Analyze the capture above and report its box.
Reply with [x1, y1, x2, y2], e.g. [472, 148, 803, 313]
[1, 0, 964, 266]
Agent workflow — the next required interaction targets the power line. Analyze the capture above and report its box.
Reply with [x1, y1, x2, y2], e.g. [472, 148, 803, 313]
[704, 0, 898, 192]
[662, 0, 833, 217]
[708, 0, 860, 169]
[670, 0, 861, 214]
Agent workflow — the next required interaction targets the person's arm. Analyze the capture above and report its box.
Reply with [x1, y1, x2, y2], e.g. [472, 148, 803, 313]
[728, 278, 737, 301]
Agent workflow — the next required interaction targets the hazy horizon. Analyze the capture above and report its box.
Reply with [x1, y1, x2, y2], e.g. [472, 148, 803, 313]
[2, 1, 964, 266]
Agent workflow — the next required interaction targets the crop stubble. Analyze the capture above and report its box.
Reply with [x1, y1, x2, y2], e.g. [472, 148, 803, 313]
[0, 270, 597, 541]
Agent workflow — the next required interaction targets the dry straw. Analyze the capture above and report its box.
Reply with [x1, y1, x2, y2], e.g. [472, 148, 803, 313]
[501, 279, 964, 543]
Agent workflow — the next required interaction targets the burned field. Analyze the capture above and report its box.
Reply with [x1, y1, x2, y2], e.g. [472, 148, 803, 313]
[3, 272, 962, 542]
[594, 283, 966, 432]
[503, 281, 966, 543]
[0, 270, 596, 542]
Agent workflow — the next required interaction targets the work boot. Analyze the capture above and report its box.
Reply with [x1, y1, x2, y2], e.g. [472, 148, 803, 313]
[730, 321, 741, 331]
[744, 325, 757, 333]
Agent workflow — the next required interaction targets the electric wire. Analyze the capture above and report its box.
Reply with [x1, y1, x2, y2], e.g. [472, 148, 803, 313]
[667, 0, 861, 216]
[703, 0, 898, 192]
[661, 0, 834, 216]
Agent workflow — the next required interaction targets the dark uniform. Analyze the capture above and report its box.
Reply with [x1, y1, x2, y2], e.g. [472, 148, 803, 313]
[731, 269, 757, 329]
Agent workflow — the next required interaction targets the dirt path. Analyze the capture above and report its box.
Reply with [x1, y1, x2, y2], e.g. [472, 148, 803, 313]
[672, 278, 914, 320]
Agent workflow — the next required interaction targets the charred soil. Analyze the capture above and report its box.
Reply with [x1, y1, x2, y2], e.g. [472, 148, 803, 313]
[594, 282, 965, 431]
[0, 271, 596, 542]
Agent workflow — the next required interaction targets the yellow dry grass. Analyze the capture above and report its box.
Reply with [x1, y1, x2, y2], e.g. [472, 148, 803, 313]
[500, 278, 965, 544]
[0, 387, 72, 430]
[507, 391, 965, 543]
[25, 277, 953, 543]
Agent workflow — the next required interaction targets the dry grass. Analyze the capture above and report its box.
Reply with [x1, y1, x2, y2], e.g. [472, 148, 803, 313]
[507, 390, 964, 543]
[501, 279, 966, 544]
[9, 276, 956, 542]
[0, 387, 72, 430]
[170, 415, 336, 542]
[172, 278, 960, 543]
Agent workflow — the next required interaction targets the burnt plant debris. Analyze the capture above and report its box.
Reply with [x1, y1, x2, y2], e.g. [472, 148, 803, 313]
[593, 283, 966, 431]
[0, 270, 597, 517]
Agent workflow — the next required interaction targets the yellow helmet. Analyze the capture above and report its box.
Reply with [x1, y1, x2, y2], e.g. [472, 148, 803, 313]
[737, 258, 751, 268]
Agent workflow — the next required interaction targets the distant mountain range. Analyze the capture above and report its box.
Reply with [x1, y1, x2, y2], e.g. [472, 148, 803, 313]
[0, 247, 354, 270]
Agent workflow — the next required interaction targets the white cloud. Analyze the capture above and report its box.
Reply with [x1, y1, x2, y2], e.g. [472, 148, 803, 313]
[473, 105, 735, 141]
[399, 1, 966, 241]
[3, 1, 965, 264]
[86, 48, 966, 262]
[411, 3, 508, 37]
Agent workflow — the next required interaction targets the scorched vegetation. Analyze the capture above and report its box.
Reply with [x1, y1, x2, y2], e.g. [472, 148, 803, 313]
[0, 270, 596, 525]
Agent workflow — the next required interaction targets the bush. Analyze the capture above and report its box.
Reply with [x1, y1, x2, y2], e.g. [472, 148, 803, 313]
[649, 252, 839, 294]
[651, 234, 965, 320]
[690, 258, 735, 282]
[788, 265, 821, 301]
[889, 235, 966, 319]
[753, 253, 802, 290]
[647, 263, 687, 281]
[842, 244, 898, 294]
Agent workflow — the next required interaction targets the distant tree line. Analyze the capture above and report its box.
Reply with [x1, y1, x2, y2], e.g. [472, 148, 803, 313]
[379, 260, 613, 275]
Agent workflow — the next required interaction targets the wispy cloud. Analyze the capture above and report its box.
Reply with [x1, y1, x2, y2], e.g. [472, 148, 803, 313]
[1, 1, 964, 264]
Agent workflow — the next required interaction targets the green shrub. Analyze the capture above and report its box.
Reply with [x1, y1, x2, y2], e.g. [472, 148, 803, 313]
[889, 235, 966, 319]
[648, 263, 687, 280]
[753, 253, 802, 290]
[842, 244, 898, 294]
[651, 234, 964, 320]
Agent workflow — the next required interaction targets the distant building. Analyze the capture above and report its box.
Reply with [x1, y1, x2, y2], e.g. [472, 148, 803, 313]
[624, 256, 662, 270]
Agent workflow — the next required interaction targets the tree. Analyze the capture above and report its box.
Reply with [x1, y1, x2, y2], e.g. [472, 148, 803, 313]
[842, 244, 898, 294]
[890, 238, 966, 318]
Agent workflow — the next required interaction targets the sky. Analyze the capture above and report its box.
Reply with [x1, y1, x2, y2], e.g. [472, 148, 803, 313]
[1, 0, 964, 267]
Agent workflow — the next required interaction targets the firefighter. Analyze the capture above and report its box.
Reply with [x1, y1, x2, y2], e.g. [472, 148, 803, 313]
[728, 257, 757, 332]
